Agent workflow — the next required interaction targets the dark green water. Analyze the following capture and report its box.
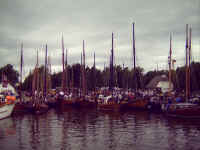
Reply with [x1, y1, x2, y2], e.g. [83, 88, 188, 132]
[0, 109, 200, 150]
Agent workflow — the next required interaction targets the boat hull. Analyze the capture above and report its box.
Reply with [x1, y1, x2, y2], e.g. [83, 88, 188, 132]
[13, 102, 30, 114]
[98, 103, 121, 111]
[164, 103, 200, 119]
[126, 99, 148, 110]
[75, 100, 97, 108]
[34, 105, 49, 115]
[0, 103, 15, 120]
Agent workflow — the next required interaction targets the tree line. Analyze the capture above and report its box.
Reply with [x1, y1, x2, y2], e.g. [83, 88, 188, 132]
[0, 62, 200, 93]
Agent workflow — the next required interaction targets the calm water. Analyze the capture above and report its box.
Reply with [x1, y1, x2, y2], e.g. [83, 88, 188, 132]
[0, 108, 200, 150]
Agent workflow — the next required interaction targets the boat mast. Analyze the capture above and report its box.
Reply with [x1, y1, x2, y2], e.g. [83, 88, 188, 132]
[185, 24, 189, 101]
[132, 22, 137, 90]
[80, 52, 82, 97]
[47, 55, 52, 93]
[35, 50, 39, 105]
[93, 52, 96, 92]
[109, 33, 114, 91]
[61, 35, 66, 92]
[65, 48, 68, 93]
[44, 44, 48, 99]
[82, 40, 86, 96]
[20, 43, 23, 103]
[168, 33, 172, 92]
[133, 23, 136, 70]
[188, 27, 192, 99]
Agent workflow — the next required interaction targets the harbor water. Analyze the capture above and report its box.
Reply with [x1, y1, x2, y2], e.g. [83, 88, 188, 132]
[0, 109, 200, 150]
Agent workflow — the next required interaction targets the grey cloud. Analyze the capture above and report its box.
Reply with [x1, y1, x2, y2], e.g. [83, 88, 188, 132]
[0, 0, 199, 76]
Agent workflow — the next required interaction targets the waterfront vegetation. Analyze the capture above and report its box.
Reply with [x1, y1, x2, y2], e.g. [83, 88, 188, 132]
[0, 62, 200, 93]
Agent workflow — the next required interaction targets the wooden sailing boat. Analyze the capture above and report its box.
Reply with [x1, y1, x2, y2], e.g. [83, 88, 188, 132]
[45, 51, 58, 108]
[13, 43, 28, 114]
[61, 47, 76, 107]
[126, 23, 148, 110]
[23, 50, 39, 112]
[164, 25, 200, 119]
[56, 35, 67, 107]
[98, 33, 123, 111]
[75, 40, 97, 108]
[30, 47, 49, 115]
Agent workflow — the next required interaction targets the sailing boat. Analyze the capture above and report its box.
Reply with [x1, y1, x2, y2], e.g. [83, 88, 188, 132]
[13, 43, 28, 114]
[97, 33, 123, 111]
[74, 40, 97, 108]
[30, 47, 49, 115]
[0, 74, 16, 119]
[13, 43, 34, 114]
[56, 35, 77, 108]
[45, 55, 57, 108]
[126, 23, 148, 110]
[164, 25, 200, 119]
[61, 48, 77, 108]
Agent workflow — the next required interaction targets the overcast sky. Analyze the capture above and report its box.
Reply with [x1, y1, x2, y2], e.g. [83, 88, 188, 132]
[0, 0, 199, 77]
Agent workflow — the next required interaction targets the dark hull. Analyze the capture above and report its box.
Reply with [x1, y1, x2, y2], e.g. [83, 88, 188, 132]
[45, 99, 58, 108]
[13, 102, 29, 114]
[125, 99, 148, 110]
[33, 104, 49, 115]
[165, 107, 200, 119]
[146, 102, 162, 112]
[164, 103, 200, 119]
[21, 102, 49, 115]
[75, 100, 97, 108]
[98, 103, 121, 111]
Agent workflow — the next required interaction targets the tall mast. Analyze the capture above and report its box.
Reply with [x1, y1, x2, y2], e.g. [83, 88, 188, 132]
[80, 52, 82, 96]
[82, 40, 86, 96]
[112, 33, 114, 90]
[44, 44, 47, 99]
[132, 22, 138, 90]
[47, 55, 52, 92]
[188, 27, 192, 98]
[109, 33, 114, 91]
[133, 22, 136, 70]
[185, 24, 189, 101]
[20, 43, 23, 102]
[93, 52, 96, 92]
[65, 48, 68, 93]
[61, 35, 65, 91]
[94, 52, 96, 69]
[35, 50, 39, 104]
[36, 50, 40, 104]
[169, 33, 172, 91]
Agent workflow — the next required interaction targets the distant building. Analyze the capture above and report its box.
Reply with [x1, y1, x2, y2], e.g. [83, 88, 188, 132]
[146, 75, 173, 93]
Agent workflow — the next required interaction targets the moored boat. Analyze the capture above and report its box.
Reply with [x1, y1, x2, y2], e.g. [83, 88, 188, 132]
[97, 95, 127, 111]
[0, 99, 16, 120]
[126, 98, 149, 110]
[75, 96, 97, 108]
[0, 76, 17, 119]
[163, 102, 200, 119]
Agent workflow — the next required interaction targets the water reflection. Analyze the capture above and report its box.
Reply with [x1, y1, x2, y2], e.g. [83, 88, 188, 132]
[0, 117, 16, 150]
[0, 117, 16, 137]
[0, 109, 200, 150]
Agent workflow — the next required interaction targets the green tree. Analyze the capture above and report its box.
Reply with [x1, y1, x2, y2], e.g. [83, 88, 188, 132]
[0, 64, 19, 85]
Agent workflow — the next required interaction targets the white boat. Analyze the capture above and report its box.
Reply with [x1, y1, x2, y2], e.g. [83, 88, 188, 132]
[0, 102, 15, 120]
[0, 75, 17, 119]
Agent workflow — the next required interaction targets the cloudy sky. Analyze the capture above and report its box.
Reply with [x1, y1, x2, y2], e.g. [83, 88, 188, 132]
[0, 0, 199, 77]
